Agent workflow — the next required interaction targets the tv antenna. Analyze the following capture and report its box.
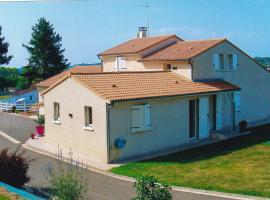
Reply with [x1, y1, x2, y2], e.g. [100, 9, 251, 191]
[135, 2, 150, 36]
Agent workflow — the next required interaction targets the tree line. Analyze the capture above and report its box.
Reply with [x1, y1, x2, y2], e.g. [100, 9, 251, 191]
[0, 17, 69, 91]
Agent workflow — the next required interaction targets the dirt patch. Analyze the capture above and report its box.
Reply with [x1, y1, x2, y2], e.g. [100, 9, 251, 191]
[0, 187, 22, 200]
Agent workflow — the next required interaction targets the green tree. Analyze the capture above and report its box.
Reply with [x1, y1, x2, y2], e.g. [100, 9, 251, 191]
[23, 17, 69, 81]
[0, 26, 13, 65]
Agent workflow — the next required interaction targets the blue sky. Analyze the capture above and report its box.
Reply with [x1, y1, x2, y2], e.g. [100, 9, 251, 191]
[0, 0, 269, 67]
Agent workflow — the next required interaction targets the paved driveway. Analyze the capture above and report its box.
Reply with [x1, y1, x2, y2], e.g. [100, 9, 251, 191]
[0, 111, 252, 200]
[0, 112, 36, 143]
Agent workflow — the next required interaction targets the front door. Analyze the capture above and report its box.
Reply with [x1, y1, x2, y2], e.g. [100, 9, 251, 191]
[199, 97, 209, 139]
[189, 99, 198, 139]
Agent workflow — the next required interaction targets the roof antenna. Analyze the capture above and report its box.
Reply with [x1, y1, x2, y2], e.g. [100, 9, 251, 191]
[136, 1, 150, 36]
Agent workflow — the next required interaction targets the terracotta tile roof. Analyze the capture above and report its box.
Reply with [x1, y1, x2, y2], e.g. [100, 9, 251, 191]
[35, 65, 102, 88]
[139, 39, 226, 61]
[98, 35, 182, 56]
[62, 71, 239, 102]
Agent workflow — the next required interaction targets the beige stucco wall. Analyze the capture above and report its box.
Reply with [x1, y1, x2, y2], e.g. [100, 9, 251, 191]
[109, 96, 191, 162]
[43, 78, 108, 163]
[192, 41, 270, 124]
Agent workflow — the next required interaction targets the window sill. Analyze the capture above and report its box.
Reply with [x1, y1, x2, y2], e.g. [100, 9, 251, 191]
[53, 120, 61, 125]
[131, 127, 152, 134]
[83, 126, 94, 131]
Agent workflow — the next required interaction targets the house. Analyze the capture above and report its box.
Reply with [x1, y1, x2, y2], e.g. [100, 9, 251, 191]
[1, 87, 38, 105]
[35, 65, 102, 114]
[41, 29, 270, 164]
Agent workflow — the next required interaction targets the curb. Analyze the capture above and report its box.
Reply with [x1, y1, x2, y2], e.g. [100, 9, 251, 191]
[0, 129, 266, 200]
[23, 142, 264, 200]
[0, 131, 21, 145]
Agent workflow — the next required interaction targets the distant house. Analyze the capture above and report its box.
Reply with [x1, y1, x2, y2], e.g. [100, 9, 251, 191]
[40, 28, 270, 164]
[35, 65, 102, 114]
[1, 87, 38, 104]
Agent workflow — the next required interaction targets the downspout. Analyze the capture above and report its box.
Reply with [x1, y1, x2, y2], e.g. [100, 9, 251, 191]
[188, 58, 194, 81]
[106, 102, 113, 164]
[98, 55, 104, 72]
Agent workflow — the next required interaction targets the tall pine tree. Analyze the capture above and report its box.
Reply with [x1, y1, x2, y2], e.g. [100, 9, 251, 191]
[23, 18, 69, 80]
[0, 26, 13, 65]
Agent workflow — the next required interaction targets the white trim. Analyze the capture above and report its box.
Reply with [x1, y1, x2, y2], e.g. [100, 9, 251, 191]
[0, 131, 21, 144]
[53, 120, 61, 125]
[83, 126, 94, 131]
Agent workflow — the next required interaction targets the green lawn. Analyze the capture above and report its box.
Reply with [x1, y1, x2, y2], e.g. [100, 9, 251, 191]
[111, 124, 270, 198]
[0, 96, 11, 100]
[0, 195, 10, 200]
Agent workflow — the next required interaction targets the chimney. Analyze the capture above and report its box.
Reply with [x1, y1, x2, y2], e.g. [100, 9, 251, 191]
[137, 27, 147, 38]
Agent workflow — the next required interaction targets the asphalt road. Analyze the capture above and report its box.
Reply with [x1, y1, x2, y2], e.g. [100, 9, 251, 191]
[0, 111, 251, 200]
[0, 112, 36, 143]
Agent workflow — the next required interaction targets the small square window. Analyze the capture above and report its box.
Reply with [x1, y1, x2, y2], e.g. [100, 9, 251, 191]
[166, 64, 172, 70]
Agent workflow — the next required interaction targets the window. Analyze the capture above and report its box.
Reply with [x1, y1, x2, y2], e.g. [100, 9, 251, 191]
[172, 66, 178, 70]
[84, 106, 93, 127]
[219, 54, 225, 70]
[29, 95, 33, 101]
[115, 56, 127, 71]
[228, 54, 233, 70]
[233, 92, 241, 111]
[166, 64, 172, 70]
[131, 104, 151, 133]
[53, 102, 60, 122]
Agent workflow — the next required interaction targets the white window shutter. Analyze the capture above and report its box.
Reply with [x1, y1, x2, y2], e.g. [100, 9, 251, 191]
[144, 104, 151, 129]
[233, 54, 238, 71]
[213, 54, 220, 70]
[114, 57, 119, 71]
[216, 94, 223, 130]
[119, 57, 127, 70]
[131, 105, 144, 133]
[233, 92, 241, 111]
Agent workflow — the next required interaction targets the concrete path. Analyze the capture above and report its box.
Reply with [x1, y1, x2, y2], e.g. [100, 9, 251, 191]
[0, 111, 262, 200]
[0, 112, 36, 143]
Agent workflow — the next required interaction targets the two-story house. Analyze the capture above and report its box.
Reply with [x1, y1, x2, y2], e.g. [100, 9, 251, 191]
[40, 29, 270, 164]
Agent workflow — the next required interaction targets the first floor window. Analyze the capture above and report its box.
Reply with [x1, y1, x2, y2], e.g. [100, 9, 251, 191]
[54, 102, 60, 121]
[131, 104, 151, 133]
[228, 54, 233, 70]
[84, 106, 93, 127]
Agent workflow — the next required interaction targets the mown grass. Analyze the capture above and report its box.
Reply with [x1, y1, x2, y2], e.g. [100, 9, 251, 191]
[111, 124, 270, 198]
[0, 96, 11, 100]
[0, 195, 10, 200]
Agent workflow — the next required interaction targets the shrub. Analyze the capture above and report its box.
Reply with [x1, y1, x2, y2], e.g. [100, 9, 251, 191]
[35, 115, 45, 125]
[44, 150, 89, 200]
[0, 146, 34, 187]
[133, 176, 172, 200]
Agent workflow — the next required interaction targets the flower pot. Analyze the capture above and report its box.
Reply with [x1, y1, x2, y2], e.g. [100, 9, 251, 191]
[36, 125, 45, 136]
[31, 133, 35, 139]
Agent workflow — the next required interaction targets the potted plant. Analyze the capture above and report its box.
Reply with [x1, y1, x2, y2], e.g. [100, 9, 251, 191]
[35, 115, 45, 136]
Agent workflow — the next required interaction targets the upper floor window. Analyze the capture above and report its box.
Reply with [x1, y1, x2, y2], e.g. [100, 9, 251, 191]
[166, 64, 172, 70]
[53, 102, 60, 122]
[228, 54, 233, 70]
[115, 56, 127, 71]
[213, 54, 238, 71]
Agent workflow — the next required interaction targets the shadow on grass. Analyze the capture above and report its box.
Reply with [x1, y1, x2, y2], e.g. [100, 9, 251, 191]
[140, 123, 270, 164]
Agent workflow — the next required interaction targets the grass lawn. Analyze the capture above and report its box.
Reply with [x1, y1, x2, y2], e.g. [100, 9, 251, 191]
[0, 96, 11, 100]
[0, 195, 10, 200]
[111, 124, 270, 198]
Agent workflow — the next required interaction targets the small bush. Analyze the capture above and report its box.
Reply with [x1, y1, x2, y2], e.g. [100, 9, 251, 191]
[35, 115, 45, 125]
[0, 146, 34, 187]
[44, 150, 89, 200]
[133, 176, 172, 200]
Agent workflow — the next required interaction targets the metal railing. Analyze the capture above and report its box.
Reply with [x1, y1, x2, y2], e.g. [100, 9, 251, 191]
[0, 102, 33, 112]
